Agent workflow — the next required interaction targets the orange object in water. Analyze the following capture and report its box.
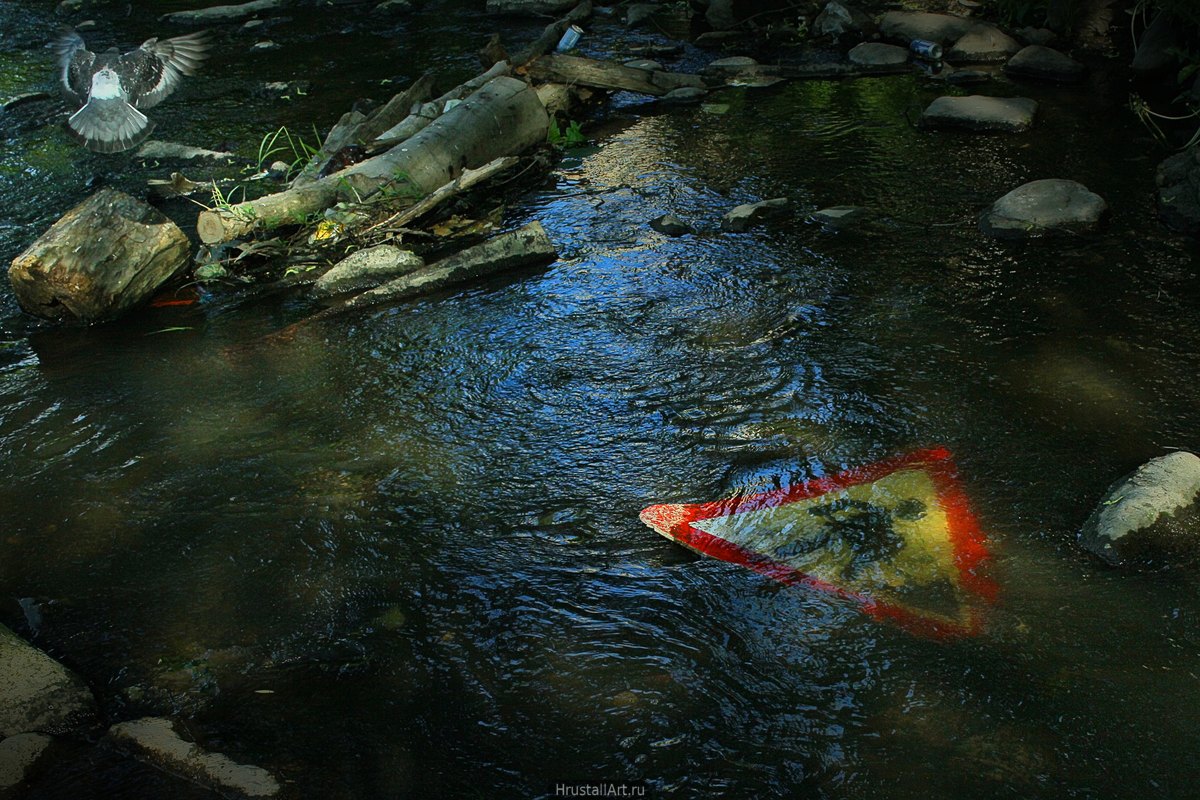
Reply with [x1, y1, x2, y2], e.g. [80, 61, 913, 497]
[640, 448, 998, 639]
[149, 288, 199, 308]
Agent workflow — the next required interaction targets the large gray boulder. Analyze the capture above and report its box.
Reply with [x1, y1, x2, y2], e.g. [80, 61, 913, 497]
[947, 25, 1021, 64]
[1004, 45, 1085, 83]
[1080, 452, 1200, 567]
[105, 717, 280, 797]
[919, 95, 1037, 133]
[880, 11, 973, 45]
[0, 624, 96, 736]
[312, 244, 424, 299]
[980, 179, 1106, 239]
[1156, 146, 1200, 236]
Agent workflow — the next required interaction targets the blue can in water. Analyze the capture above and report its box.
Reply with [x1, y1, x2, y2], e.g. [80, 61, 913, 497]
[556, 24, 583, 52]
[909, 39, 943, 61]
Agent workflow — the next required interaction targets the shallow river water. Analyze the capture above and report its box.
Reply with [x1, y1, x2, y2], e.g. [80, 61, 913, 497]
[2, 1, 1200, 798]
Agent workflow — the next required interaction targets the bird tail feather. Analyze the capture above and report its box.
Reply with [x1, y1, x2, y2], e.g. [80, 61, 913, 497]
[66, 97, 154, 154]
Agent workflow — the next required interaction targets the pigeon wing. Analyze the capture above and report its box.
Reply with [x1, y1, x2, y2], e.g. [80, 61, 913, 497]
[52, 29, 94, 105]
[125, 31, 210, 109]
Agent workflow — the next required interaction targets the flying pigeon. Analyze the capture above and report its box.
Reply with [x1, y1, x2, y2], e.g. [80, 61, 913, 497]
[53, 29, 210, 154]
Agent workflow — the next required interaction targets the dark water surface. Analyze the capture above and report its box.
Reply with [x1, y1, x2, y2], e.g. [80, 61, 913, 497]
[2, 1, 1200, 798]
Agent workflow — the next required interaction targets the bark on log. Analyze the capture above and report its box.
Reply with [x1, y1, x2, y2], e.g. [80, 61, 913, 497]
[364, 155, 520, 234]
[526, 54, 704, 96]
[160, 0, 296, 25]
[345, 220, 555, 310]
[293, 73, 436, 187]
[9, 189, 190, 324]
[372, 62, 510, 148]
[196, 75, 548, 244]
[510, 0, 593, 67]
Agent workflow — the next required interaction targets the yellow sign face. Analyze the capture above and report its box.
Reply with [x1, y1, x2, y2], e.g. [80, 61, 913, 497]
[640, 449, 997, 637]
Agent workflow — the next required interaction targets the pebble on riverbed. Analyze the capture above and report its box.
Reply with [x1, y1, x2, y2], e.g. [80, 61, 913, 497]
[1079, 451, 1200, 568]
[650, 213, 694, 236]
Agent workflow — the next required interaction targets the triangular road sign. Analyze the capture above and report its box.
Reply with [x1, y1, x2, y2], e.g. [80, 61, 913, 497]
[640, 448, 998, 638]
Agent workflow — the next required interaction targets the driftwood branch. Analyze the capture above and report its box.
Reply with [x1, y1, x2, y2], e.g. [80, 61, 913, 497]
[196, 75, 548, 244]
[526, 54, 704, 96]
[161, 0, 295, 25]
[363, 155, 520, 234]
[372, 62, 510, 149]
[293, 73, 436, 187]
[510, 0, 594, 67]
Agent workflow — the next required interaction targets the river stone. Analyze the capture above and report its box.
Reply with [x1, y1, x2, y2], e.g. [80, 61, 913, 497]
[721, 198, 788, 232]
[1015, 26, 1058, 47]
[0, 625, 95, 736]
[1132, 10, 1180, 78]
[1080, 452, 1200, 567]
[812, 1, 877, 42]
[980, 179, 1106, 239]
[919, 95, 1037, 133]
[660, 87, 707, 105]
[706, 0, 737, 31]
[704, 56, 758, 77]
[105, 717, 280, 797]
[1156, 146, 1200, 236]
[650, 213, 694, 236]
[848, 43, 909, 67]
[373, 0, 412, 13]
[313, 244, 424, 299]
[625, 3, 660, 26]
[880, 11, 974, 45]
[947, 25, 1021, 64]
[1004, 45, 1085, 83]
[810, 205, 873, 232]
[0, 733, 53, 789]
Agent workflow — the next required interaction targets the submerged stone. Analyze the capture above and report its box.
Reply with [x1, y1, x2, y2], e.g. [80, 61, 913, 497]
[313, 244, 424, 299]
[919, 95, 1037, 133]
[105, 717, 280, 797]
[0, 625, 96, 736]
[810, 205, 873, 232]
[848, 43, 909, 67]
[1080, 451, 1200, 568]
[650, 213, 694, 236]
[1004, 45, 1085, 83]
[980, 179, 1106, 239]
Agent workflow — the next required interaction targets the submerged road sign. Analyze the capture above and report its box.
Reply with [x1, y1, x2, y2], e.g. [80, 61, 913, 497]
[640, 448, 997, 638]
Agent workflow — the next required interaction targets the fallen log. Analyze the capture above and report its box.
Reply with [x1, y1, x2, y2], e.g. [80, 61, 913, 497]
[9, 189, 190, 324]
[344, 220, 556, 310]
[160, 0, 295, 25]
[526, 54, 704, 96]
[196, 75, 548, 244]
[510, 0, 593, 67]
[364, 155, 520, 234]
[372, 62, 510, 148]
[293, 73, 436, 187]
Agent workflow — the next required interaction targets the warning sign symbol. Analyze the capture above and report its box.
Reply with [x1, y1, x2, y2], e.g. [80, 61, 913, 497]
[640, 448, 997, 638]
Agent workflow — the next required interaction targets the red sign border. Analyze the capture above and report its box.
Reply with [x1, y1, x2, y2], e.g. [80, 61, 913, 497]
[640, 447, 998, 639]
